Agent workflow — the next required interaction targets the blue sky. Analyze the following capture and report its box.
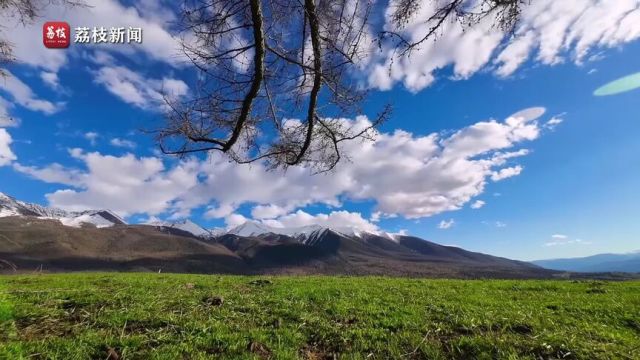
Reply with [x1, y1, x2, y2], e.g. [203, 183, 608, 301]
[1, 0, 640, 261]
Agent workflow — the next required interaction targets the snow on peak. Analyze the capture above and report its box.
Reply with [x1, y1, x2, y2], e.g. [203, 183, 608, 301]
[228, 221, 328, 238]
[171, 219, 212, 237]
[148, 218, 213, 238]
[228, 221, 280, 237]
[59, 212, 119, 228]
[1, 192, 408, 241]
[227, 221, 334, 245]
[0, 192, 126, 228]
[226, 221, 402, 243]
[209, 227, 226, 237]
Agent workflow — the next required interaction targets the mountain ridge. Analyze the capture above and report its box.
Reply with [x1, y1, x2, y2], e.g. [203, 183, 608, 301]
[2, 191, 634, 278]
[0, 192, 126, 228]
[0, 191, 551, 278]
[227, 220, 402, 244]
[0, 192, 401, 242]
[146, 218, 215, 238]
[533, 251, 640, 273]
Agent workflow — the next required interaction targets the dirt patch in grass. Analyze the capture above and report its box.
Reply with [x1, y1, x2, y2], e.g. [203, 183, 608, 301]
[510, 323, 534, 335]
[202, 295, 224, 307]
[586, 282, 608, 294]
[335, 316, 358, 327]
[623, 318, 640, 334]
[528, 343, 577, 360]
[15, 315, 76, 340]
[124, 319, 177, 334]
[102, 345, 121, 360]
[303, 330, 349, 358]
[248, 341, 272, 359]
[58, 297, 106, 312]
[300, 345, 336, 360]
[13, 296, 101, 340]
[586, 288, 607, 294]
[452, 326, 474, 336]
[249, 279, 273, 286]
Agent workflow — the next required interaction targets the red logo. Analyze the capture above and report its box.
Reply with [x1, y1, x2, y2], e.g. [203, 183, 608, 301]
[43, 22, 70, 48]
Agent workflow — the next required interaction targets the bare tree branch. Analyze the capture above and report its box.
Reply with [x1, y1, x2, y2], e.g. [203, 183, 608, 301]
[155, 0, 529, 173]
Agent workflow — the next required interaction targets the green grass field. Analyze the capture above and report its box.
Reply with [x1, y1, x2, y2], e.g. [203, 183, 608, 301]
[0, 274, 638, 359]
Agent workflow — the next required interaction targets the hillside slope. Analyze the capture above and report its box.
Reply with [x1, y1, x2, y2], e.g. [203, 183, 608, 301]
[0, 191, 558, 278]
[0, 217, 246, 273]
[0, 216, 555, 277]
[533, 252, 640, 273]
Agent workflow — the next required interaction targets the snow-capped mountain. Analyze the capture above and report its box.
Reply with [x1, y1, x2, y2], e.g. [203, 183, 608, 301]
[0, 193, 558, 278]
[0, 192, 126, 228]
[1, 192, 399, 241]
[227, 221, 400, 244]
[227, 222, 330, 244]
[147, 219, 214, 238]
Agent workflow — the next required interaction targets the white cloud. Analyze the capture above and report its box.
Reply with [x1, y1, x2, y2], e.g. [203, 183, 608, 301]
[88, 51, 117, 66]
[15, 149, 200, 217]
[0, 0, 185, 73]
[0, 129, 16, 166]
[0, 71, 63, 115]
[470, 200, 486, 209]
[482, 220, 507, 228]
[491, 165, 524, 181]
[3, 0, 638, 101]
[225, 213, 249, 229]
[40, 72, 61, 91]
[204, 203, 236, 219]
[12, 107, 549, 221]
[133, 0, 178, 24]
[544, 116, 564, 130]
[110, 138, 137, 149]
[0, 0, 188, 121]
[186, 108, 544, 220]
[84, 132, 99, 146]
[94, 65, 188, 110]
[441, 107, 543, 159]
[545, 236, 592, 247]
[370, 211, 383, 223]
[251, 204, 289, 220]
[438, 219, 455, 230]
[494, 31, 537, 77]
[12, 163, 83, 186]
[369, 1, 503, 92]
[370, 0, 640, 91]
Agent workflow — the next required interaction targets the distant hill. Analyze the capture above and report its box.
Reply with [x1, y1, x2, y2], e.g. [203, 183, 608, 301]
[0, 217, 247, 273]
[0, 215, 555, 277]
[533, 252, 640, 273]
[0, 192, 579, 278]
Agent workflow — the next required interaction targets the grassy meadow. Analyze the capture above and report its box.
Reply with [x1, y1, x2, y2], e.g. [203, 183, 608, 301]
[0, 273, 638, 359]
